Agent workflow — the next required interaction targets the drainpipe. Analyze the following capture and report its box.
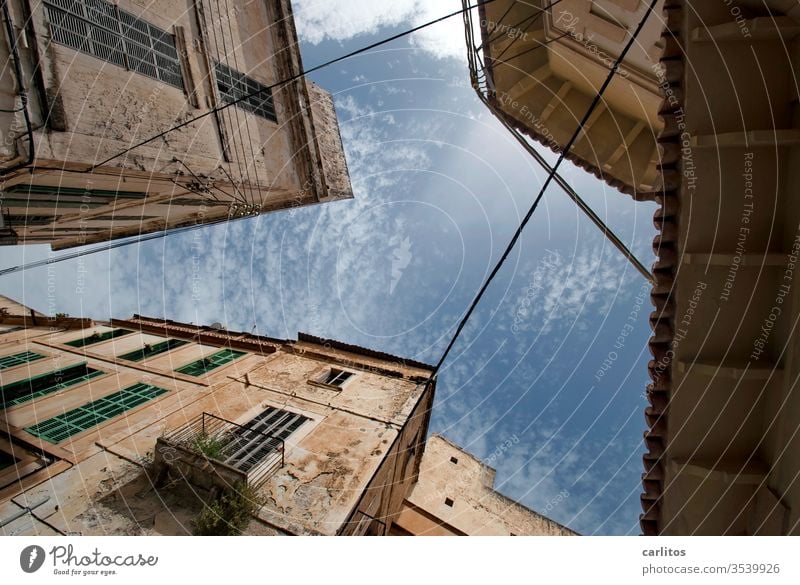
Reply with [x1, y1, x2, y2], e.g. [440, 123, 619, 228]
[0, 0, 34, 176]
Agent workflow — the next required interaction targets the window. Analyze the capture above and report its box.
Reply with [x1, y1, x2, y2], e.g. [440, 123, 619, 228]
[65, 328, 133, 348]
[89, 215, 158, 221]
[175, 348, 245, 376]
[43, 0, 184, 89]
[5, 184, 146, 199]
[118, 338, 188, 362]
[0, 351, 45, 369]
[450, 456, 459, 464]
[214, 60, 277, 122]
[444, 498, 454, 507]
[0, 450, 15, 471]
[3, 215, 58, 226]
[320, 368, 353, 387]
[25, 382, 167, 443]
[0, 363, 103, 408]
[223, 407, 309, 472]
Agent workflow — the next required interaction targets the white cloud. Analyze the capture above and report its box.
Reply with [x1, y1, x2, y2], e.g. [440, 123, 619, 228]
[293, 0, 468, 61]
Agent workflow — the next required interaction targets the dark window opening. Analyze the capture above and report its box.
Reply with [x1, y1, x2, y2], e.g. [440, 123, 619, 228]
[1, 363, 104, 408]
[450, 456, 459, 464]
[321, 368, 353, 387]
[444, 498, 454, 507]
[0, 450, 17, 471]
[175, 348, 246, 376]
[118, 338, 188, 362]
[65, 328, 133, 348]
[213, 60, 276, 122]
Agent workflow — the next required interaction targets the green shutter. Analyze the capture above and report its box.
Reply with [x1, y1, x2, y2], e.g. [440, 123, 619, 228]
[25, 382, 167, 443]
[0, 351, 45, 369]
[175, 349, 245, 376]
[118, 339, 188, 362]
[0, 363, 104, 408]
[65, 328, 133, 348]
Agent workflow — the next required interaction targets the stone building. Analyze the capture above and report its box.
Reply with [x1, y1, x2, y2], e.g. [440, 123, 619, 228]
[467, 0, 800, 535]
[641, 0, 800, 536]
[0, 0, 351, 249]
[0, 296, 576, 536]
[0, 296, 433, 535]
[468, 0, 666, 198]
[389, 435, 576, 536]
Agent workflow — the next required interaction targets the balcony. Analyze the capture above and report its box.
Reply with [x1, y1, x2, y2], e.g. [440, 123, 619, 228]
[154, 412, 285, 491]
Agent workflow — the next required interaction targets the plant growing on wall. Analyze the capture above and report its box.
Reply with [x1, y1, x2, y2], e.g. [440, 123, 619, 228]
[192, 482, 265, 536]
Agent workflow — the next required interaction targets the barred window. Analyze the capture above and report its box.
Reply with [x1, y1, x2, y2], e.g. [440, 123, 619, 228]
[44, 0, 184, 89]
[214, 61, 276, 122]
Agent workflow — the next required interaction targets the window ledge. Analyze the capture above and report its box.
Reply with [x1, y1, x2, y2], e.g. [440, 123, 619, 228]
[306, 380, 344, 391]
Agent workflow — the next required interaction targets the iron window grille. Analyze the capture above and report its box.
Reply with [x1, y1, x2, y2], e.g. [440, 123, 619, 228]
[118, 338, 188, 362]
[43, 0, 184, 89]
[65, 328, 133, 348]
[0, 351, 45, 370]
[25, 382, 167, 443]
[175, 348, 245, 376]
[0, 363, 103, 408]
[213, 60, 276, 122]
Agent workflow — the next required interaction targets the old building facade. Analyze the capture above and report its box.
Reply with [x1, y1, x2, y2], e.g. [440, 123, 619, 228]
[390, 435, 576, 536]
[0, 297, 432, 535]
[641, 0, 800, 536]
[0, 0, 351, 249]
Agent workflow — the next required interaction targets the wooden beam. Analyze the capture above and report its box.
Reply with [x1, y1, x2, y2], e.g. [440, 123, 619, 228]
[507, 64, 552, 102]
[604, 120, 646, 170]
[669, 458, 767, 485]
[691, 17, 800, 42]
[683, 253, 786, 267]
[540, 81, 572, 122]
[676, 360, 781, 381]
[691, 130, 800, 149]
[574, 103, 607, 146]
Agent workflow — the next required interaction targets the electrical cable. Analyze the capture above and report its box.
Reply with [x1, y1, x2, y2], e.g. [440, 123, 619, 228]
[0, 1, 495, 277]
[430, 0, 660, 379]
[82, 1, 498, 172]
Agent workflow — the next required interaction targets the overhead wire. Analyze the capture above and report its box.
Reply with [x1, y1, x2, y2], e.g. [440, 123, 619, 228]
[82, 1, 498, 172]
[0, 1, 496, 277]
[462, 0, 653, 283]
[430, 0, 660, 379]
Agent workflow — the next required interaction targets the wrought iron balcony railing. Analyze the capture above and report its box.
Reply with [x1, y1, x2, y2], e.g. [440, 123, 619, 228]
[161, 412, 285, 487]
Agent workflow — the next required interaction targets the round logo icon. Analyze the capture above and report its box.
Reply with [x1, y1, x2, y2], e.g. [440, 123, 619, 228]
[19, 545, 46, 573]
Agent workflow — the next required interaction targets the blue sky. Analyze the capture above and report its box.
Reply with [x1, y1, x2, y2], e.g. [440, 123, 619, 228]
[0, 0, 659, 534]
